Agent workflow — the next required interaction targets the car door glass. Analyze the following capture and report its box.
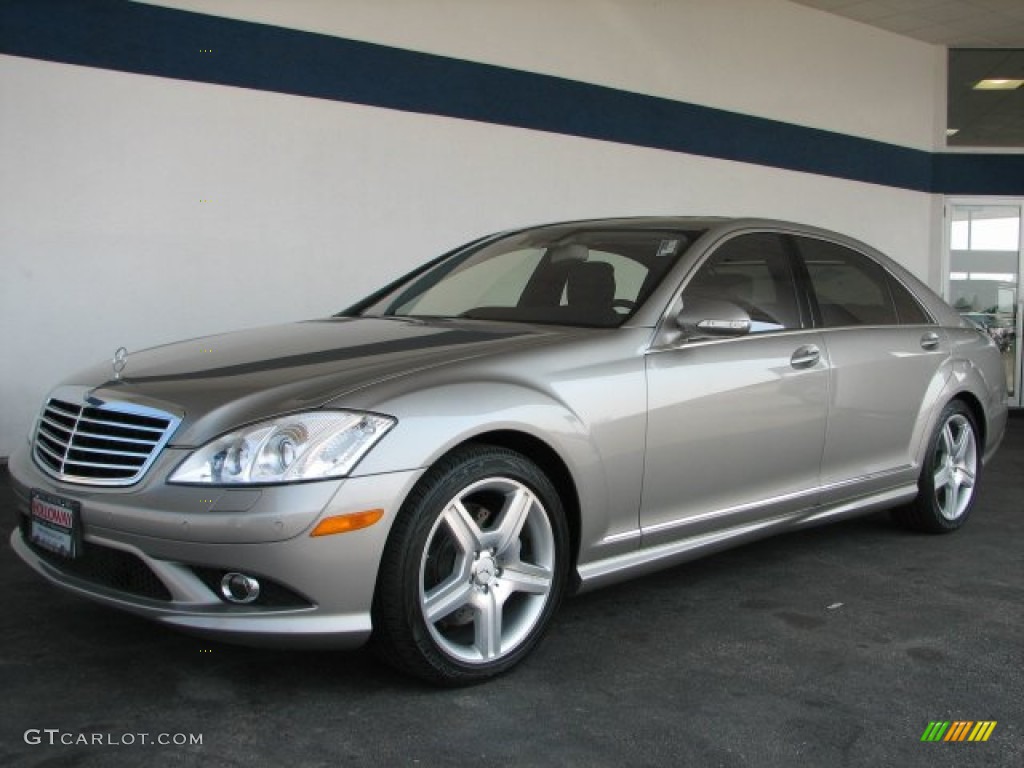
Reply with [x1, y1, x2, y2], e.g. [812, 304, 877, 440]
[887, 273, 933, 324]
[682, 233, 802, 333]
[798, 238, 899, 326]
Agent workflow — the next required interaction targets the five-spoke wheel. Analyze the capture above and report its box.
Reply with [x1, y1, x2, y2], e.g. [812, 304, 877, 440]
[894, 400, 981, 533]
[372, 445, 568, 684]
[931, 411, 978, 521]
[420, 477, 556, 663]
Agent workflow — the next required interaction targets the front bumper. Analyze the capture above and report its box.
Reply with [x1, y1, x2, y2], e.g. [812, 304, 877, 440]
[8, 444, 423, 649]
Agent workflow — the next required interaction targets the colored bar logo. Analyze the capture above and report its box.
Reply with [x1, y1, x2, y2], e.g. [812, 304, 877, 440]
[920, 721, 997, 742]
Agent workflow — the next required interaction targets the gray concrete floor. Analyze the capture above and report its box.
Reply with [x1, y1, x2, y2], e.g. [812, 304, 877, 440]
[1, 417, 1021, 767]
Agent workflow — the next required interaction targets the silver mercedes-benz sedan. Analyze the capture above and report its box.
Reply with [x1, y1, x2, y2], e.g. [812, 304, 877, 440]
[9, 217, 1008, 684]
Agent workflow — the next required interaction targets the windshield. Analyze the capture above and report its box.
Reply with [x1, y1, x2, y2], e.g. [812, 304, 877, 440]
[358, 228, 703, 327]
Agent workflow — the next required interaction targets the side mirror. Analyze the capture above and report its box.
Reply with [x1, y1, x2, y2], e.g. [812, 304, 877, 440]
[675, 296, 751, 340]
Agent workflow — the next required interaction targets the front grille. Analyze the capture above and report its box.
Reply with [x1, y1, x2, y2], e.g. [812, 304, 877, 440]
[33, 395, 180, 486]
[23, 529, 173, 602]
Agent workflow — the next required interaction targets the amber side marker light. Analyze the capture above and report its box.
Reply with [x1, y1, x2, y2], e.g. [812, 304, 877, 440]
[310, 509, 385, 537]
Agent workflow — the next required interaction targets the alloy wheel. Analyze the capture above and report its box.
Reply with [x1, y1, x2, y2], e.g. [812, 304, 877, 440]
[418, 477, 555, 664]
[932, 412, 978, 521]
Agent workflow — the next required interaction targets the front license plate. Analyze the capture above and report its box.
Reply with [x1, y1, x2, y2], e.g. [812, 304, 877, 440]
[29, 490, 82, 559]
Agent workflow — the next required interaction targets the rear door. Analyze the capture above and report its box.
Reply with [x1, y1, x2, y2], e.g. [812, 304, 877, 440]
[792, 235, 949, 503]
[640, 232, 829, 546]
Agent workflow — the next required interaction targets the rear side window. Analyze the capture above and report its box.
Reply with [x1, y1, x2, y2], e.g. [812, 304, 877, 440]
[797, 237, 898, 327]
[887, 273, 933, 324]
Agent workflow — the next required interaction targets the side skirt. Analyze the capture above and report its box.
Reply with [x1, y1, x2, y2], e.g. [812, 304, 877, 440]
[575, 484, 918, 593]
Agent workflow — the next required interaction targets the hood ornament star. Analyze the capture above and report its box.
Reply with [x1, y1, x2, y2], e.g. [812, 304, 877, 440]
[112, 347, 128, 380]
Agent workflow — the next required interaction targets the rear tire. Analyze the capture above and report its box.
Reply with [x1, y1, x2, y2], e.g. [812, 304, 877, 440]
[893, 400, 980, 533]
[371, 444, 569, 685]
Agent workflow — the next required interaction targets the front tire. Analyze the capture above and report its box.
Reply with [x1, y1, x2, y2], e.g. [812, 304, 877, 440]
[893, 400, 981, 533]
[371, 445, 569, 685]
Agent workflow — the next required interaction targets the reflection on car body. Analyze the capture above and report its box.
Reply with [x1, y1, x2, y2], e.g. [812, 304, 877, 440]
[962, 312, 1014, 352]
[9, 217, 1008, 684]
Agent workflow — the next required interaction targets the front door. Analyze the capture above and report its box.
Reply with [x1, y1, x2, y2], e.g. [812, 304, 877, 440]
[641, 232, 829, 546]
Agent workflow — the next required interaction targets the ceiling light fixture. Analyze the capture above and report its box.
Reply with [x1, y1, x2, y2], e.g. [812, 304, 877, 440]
[972, 79, 1024, 91]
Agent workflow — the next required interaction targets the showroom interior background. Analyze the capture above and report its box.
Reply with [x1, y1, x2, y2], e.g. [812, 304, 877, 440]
[1, 0, 1022, 458]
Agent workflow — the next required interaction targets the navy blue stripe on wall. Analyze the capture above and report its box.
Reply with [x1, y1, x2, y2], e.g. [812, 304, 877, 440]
[933, 154, 1024, 196]
[1, 0, 1021, 195]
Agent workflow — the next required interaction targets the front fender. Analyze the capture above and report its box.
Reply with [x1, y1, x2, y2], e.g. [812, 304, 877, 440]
[351, 377, 648, 566]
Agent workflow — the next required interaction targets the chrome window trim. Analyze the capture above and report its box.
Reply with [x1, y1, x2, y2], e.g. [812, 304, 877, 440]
[645, 325, 823, 354]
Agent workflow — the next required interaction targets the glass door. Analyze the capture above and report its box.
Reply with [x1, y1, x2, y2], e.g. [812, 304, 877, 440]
[946, 202, 1022, 407]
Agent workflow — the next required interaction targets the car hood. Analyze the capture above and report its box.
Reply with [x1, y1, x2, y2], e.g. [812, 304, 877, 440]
[65, 317, 565, 446]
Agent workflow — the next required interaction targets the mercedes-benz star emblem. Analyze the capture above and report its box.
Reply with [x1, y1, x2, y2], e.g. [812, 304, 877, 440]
[112, 347, 128, 379]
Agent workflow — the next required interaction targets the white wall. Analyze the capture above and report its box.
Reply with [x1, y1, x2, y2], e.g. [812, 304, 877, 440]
[0, 0, 947, 456]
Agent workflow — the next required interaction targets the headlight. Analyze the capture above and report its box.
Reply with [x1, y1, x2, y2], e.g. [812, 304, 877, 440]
[168, 411, 395, 485]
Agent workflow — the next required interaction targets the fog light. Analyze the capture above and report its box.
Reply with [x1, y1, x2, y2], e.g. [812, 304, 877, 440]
[220, 572, 261, 604]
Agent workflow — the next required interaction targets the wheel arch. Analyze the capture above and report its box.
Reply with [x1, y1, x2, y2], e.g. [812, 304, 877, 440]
[913, 388, 987, 472]
[368, 434, 579, 682]
[359, 378, 643, 594]
[932, 350, 1007, 464]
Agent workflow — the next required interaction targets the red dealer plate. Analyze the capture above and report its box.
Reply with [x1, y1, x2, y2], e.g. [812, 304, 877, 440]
[29, 490, 81, 559]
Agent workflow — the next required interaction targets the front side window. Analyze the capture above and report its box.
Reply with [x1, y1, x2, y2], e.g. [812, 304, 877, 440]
[360, 229, 704, 327]
[797, 237, 898, 327]
[682, 233, 802, 334]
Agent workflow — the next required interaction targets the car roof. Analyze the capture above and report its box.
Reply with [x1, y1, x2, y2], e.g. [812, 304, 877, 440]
[516, 216, 731, 233]
[509, 217, 878, 248]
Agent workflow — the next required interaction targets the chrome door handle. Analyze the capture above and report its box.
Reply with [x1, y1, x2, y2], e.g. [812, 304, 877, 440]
[921, 332, 941, 350]
[790, 345, 820, 368]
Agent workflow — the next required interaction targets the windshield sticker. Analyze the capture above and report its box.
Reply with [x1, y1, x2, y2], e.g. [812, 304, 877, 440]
[657, 239, 680, 257]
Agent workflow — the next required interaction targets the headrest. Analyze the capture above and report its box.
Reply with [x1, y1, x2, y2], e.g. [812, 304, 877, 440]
[567, 261, 616, 306]
[548, 244, 590, 263]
